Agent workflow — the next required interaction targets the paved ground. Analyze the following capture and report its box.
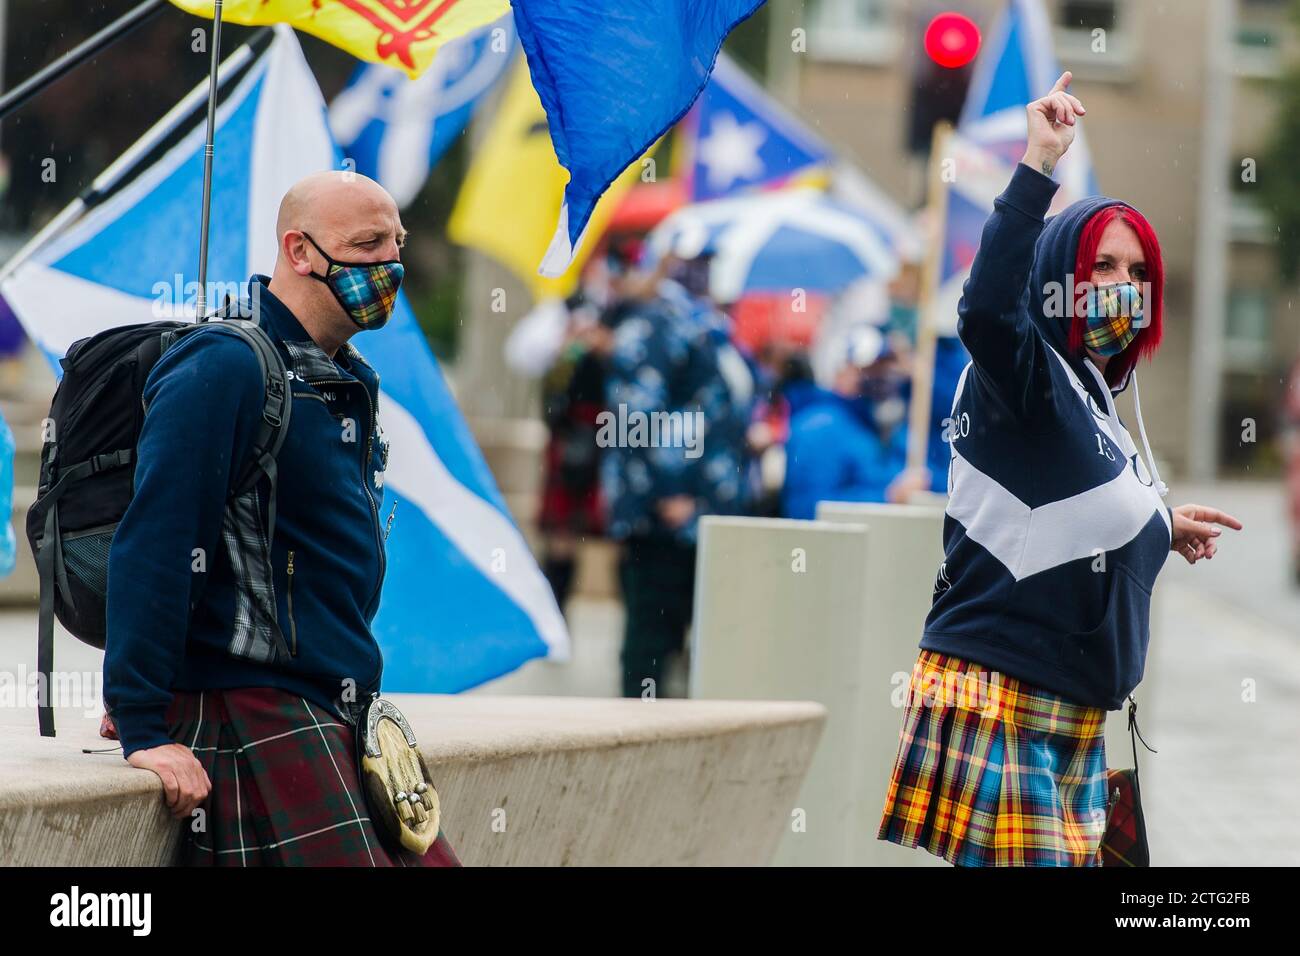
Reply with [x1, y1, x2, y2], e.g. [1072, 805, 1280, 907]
[2, 479, 1295, 864]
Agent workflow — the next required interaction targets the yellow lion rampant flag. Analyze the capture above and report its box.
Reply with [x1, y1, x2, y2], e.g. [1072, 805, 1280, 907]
[449, 58, 646, 299]
[169, 0, 510, 78]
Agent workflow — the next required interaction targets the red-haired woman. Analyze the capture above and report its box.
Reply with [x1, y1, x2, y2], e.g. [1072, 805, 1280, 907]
[877, 73, 1242, 866]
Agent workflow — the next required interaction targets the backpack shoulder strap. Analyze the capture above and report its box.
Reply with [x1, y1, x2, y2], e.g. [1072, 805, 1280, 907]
[164, 317, 291, 539]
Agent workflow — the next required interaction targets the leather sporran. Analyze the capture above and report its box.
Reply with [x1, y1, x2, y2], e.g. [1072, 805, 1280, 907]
[352, 695, 441, 855]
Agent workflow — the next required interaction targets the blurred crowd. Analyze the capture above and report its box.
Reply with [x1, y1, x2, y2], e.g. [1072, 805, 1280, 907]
[506, 233, 967, 698]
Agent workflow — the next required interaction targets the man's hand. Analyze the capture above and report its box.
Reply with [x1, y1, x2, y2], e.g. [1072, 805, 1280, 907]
[1022, 71, 1086, 177]
[99, 713, 118, 740]
[656, 495, 696, 530]
[886, 467, 932, 505]
[1170, 503, 1243, 564]
[127, 743, 211, 820]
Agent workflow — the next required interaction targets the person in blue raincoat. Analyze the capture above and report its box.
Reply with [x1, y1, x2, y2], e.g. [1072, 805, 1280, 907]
[781, 325, 910, 519]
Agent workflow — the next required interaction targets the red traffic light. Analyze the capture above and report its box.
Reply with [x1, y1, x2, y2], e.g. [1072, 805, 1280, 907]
[924, 12, 981, 69]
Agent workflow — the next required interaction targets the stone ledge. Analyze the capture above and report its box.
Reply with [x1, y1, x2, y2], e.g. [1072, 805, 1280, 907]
[0, 694, 826, 866]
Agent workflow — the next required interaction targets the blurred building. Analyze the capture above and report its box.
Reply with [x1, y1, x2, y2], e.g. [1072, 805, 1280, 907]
[797, 0, 1300, 478]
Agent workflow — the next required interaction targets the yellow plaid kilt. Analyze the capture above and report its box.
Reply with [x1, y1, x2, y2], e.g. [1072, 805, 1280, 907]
[877, 650, 1110, 867]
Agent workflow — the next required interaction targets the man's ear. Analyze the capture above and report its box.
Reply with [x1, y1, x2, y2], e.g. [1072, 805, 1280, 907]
[283, 230, 314, 276]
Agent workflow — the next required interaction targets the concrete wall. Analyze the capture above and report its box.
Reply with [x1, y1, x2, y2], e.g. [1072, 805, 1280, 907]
[690, 511, 948, 866]
[0, 695, 825, 867]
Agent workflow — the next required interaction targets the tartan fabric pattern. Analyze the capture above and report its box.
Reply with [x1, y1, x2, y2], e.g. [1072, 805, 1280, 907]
[1099, 767, 1149, 866]
[325, 259, 403, 328]
[1082, 283, 1141, 355]
[166, 687, 461, 867]
[220, 485, 284, 663]
[878, 650, 1110, 867]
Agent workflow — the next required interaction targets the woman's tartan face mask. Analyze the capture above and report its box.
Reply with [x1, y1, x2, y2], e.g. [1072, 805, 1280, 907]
[1082, 282, 1142, 356]
[304, 233, 404, 331]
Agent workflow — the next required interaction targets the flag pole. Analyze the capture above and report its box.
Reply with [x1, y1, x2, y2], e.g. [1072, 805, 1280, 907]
[905, 120, 953, 482]
[0, 0, 168, 122]
[195, 1, 225, 320]
[0, 31, 272, 288]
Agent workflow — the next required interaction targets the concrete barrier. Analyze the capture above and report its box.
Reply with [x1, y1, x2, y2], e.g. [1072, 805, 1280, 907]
[0, 694, 825, 866]
[689, 509, 951, 865]
[810, 502, 945, 864]
[690, 516, 902, 864]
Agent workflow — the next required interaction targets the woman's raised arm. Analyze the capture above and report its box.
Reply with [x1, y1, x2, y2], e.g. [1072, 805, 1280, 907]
[955, 72, 1085, 402]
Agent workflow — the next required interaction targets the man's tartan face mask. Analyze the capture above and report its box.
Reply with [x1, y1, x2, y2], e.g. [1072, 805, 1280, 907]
[1082, 282, 1142, 356]
[304, 233, 403, 331]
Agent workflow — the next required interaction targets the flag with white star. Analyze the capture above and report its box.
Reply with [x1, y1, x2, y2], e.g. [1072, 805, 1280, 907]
[683, 53, 832, 202]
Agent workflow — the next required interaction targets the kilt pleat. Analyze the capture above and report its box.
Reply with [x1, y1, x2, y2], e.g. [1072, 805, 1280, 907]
[165, 687, 461, 867]
[877, 650, 1109, 867]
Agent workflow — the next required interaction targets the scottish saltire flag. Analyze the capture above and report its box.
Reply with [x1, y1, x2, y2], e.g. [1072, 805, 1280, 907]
[683, 53, 831, 202]
[932, 0, 1099, 335]
[509, 0, 765, 277]
[169, 0, 510, 78]
[330, 13, 516, 208]
[0, 27, 568, 690]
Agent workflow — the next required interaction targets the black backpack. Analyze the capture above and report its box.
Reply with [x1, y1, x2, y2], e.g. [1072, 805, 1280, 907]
[26, 313, 291, 737]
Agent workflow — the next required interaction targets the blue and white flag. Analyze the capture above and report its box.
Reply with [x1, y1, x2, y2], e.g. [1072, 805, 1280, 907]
[685, 53, 831, 202]
[0, 26, 569, 691]
[329, 14, 516, 209]
[510, 0, 765, 277]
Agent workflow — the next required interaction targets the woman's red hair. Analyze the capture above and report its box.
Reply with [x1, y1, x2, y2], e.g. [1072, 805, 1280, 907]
[1069, 205, 1165, 387]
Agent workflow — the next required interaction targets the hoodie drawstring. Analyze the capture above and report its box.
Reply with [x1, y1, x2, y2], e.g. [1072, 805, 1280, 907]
[1085, 361, 1169, 498]
[1130, 371, 1169, 497]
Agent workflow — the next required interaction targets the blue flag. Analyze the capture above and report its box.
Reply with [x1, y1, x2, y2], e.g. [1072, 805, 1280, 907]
[330, 14, 516, 209]
[685, 53, 831, 202]
[0, 26, 569, 691]
[510, 0, 766, 277]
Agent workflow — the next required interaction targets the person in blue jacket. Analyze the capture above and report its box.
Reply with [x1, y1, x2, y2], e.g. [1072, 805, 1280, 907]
[878, 73, 1242, 867]
[781, 325, 908, 519]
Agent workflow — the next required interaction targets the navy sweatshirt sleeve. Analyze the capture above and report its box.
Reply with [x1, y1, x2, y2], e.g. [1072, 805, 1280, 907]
[103, 329, 264, 758]
[956, 162, 1061, 420]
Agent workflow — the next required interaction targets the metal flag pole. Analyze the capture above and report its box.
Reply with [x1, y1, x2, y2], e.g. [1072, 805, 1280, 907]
[0, 30, 273, 288]
[0, 0, 168, 121]
[195, 0, 225, 320]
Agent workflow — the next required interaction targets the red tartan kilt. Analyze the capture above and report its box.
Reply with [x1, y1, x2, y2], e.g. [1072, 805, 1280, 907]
[166, 687, 461, 867]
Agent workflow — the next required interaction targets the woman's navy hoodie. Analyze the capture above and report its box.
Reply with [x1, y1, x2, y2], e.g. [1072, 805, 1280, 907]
[921, 162, 1173, 711]
[104, 277, 390, 757]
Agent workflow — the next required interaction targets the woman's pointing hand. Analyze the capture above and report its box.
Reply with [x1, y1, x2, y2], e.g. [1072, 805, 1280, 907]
[1022, 71, 1086, 176]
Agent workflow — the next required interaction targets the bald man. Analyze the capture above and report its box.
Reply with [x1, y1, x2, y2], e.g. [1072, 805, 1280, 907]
[102, 172, 460, 866]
